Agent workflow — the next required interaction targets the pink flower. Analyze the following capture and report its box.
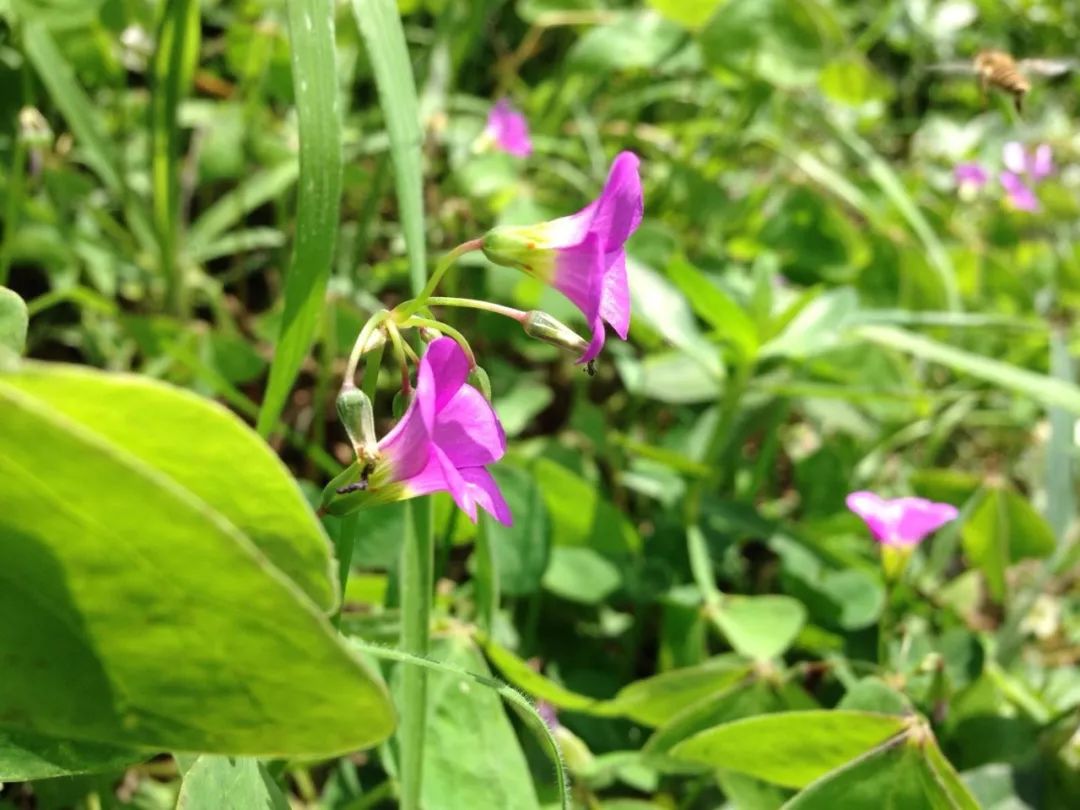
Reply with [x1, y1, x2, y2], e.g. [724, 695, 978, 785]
[481, 151, 643, 363]
[846, 492, 958, 548]
[485, 99, 532, 158]
[1000, 171, 1040, 212]
[1001, 142, 1053, 211]
[367, 338, 511, 525]
[953, 162, 988, 189]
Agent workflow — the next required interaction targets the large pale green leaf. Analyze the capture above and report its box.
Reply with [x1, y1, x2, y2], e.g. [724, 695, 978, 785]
[534, 459, 640, 556]
[543, 546, 622, 604]
[420, 636, 540, 810]
[176, 756, 288, 810]
[3, 363, 336, 609]
[666, 258, 759, 359]
[0, 287, 27, 356]
[0, 365, 394, 755]
[0, 728, 140, 781]
[671, 710, 907, 788]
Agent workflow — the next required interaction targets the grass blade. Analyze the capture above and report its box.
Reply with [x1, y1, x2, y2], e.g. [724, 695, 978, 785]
[256, 0, 343, 436]
[351, 0, 427, 291]
[187, 162, 299, 253]
[150, 0, 200, 313]
[857, 325, 1080, 416]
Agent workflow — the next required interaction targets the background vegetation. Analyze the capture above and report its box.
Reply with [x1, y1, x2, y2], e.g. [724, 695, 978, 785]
[0, 0, 1078, 808]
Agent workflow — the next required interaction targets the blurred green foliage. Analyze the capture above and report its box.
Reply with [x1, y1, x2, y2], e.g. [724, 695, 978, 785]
[1, 0, 1079, 808]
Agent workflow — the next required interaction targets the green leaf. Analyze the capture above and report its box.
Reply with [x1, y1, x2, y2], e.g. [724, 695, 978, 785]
[482, 637, 602, 714]
[666, 258, 759, 359]
[543, 546, 622, 604]
[0, 366, 394, 755]
[961, 489, 1055, 602]
[671, 710, 907, 788]
[484, 465, 550, 596]
[3, 363, 337, 609]
[420, 636, 541, 810]
[857, 325, 1080, 417]
[534, 458, 640, 556]
[257, 0, 343, 435]
[604, 656, 752, 727]
[762, 288, 858, 359]
[568, 11, 684, 72]
[922, 737, 981, 810]
[713, 595, 806, 661]
[0, 287, 28, 356]
[176, 756, 289, 810]
[0, 728, 141, 781]
[187, 163, 299, 255]
[647, 0, 724, 29]
[350, 0, 426, 293]
[782, 736, 930, 809]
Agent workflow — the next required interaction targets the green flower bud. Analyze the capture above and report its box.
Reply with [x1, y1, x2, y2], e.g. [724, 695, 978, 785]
[522, 311, 589, 358]
[467, 365, 492, 401]
[554, 726, 594, 775]
[336, 385, 377, 461]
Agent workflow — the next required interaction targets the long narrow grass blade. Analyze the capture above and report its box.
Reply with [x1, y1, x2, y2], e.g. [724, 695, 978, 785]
[150, 0, 199, 313]
[256, 0, 343, 436]
[857, 325, 1080, 416]
[351, 0, 427, 291]
[1044, 326, 1076, 543]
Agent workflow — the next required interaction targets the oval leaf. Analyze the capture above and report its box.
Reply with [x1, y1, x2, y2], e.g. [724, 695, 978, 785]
[0, 366, 394, 755]
[671, 710, 907, 788]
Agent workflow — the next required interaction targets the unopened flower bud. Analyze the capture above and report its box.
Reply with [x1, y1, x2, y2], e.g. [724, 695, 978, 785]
[336, 386, 377, 461]
[17, 107, 52, 148]
[522, 311, 589, 358]
[360, 328, 387, 354]
[554, 726, 594, 775]
[467, 365, 492, 401]
[418, 326, 441, 343]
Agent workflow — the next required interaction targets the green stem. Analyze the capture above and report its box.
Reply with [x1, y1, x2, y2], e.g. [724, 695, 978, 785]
[426, 296, 527, 322]
[399, 499, 433, 810]
[474, 514, 498, 632]
[344, 310, 390, 388]
[0, 129, 27, 288]
[878, 583, 892, 669]
[397, 239, 483, 319]
[402, 316, 476, 367]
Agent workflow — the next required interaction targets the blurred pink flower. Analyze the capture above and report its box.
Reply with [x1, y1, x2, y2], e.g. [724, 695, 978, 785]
[482, 151, 643, 363]
[1001, 142, 1053, 211]
[846, 492, 958, 548]
[485, 99, 532, 158]
[372, 338, 511, 524]
[953, 162, 988, 189]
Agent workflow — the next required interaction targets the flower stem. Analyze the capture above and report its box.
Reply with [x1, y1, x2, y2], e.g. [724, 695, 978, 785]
[384, 319, 413, 395]
[425, 296, 528, 322]
[403, 316, 477, 368]
[399, 499, 433, 810]
[344, 310, 391, 389]
[397, 239, 483, 319]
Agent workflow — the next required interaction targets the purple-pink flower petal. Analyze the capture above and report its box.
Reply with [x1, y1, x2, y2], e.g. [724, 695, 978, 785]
[953, 162, 988, 188]
[1031, 144, 1054, 180]
[1001, 171, 1040, 212]
[486, 99, 532, 158]
[846, 491, 958, 547]
[1003, 141, 1027, 175]
[376, 337, 511, 524]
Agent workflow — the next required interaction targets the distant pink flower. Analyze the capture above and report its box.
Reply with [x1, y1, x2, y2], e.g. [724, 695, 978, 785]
[368, 338, 511, 524]
[1003, 142, 1053, 179]
[1001, 142, 1053, 211]
[1000, 171, 1040, 212]
[846, 492, 958, 548]
[953, 162, 988, 189]
[482, 151, 643, 363]
[485, 99, 532, 158]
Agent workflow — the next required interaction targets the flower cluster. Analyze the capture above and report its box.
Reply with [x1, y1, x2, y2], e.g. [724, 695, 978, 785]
[324, 103, 643, 526]
[953, 141, 1054, 212]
